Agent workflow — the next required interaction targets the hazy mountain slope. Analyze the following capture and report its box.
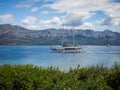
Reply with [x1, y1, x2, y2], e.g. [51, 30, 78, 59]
[0, 24, 120, 45]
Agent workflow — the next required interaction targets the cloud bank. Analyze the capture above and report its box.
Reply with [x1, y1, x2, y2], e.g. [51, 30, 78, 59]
[46, 0, 120, 27]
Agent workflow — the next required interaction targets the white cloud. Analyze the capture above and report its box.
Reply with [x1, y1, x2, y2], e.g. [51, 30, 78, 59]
[79, 22, 95, 30]
[100, 17, 120, 27]
[39, 17, 62, 29]
[45, 0, 120, 27]
[22, 16, 37, 25]
[103, 3, 120, 18]
[48, 0, 109, 15]
[41, 17, 61, 25]
[21, 16, 62, 30]
[22, 16, 37, 29]
[0, 14, 14, 23]
[21, 15, 96, 30]
[31, 7, 39, 12]
[16, 0, 41, 8]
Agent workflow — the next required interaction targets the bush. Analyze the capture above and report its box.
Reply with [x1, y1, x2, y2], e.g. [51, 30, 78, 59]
[0, 63, 119, 90]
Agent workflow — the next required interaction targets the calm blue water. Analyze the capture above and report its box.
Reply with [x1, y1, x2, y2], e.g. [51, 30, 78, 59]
[0, 46, 120, 70]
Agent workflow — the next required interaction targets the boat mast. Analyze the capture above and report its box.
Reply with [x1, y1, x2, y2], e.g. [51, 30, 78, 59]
[62, 23, 65, 46]
[72, 23, 75, 46]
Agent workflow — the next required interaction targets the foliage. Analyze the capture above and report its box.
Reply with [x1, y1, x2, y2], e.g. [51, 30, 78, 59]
[0, 63, 120, 90]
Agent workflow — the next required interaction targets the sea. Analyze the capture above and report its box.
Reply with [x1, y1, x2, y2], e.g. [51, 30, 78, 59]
[0, 46, 120, 70]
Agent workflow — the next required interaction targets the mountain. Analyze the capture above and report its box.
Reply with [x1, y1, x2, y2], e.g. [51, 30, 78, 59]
[0, 24, 120, 45]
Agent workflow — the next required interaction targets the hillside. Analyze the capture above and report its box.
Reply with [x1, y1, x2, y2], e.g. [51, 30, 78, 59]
[0, 24, 120, 45]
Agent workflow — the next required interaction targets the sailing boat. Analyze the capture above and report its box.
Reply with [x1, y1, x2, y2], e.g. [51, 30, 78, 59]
[51, 24, 83, 53]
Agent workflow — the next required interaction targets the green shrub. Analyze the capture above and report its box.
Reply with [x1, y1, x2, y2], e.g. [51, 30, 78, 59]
[0, 63, 120, 90]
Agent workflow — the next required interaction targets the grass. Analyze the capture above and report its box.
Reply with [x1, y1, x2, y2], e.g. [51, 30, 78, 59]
[0, 62, 120, 90]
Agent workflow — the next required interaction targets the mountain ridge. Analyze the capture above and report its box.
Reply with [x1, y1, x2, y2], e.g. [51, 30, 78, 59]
[0, 24, 120, 45]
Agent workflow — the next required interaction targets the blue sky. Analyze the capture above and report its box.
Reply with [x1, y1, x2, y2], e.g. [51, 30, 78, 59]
[0, 0, 120, 32]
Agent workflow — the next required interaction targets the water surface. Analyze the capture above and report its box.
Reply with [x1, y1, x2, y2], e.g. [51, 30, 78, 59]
[0, 46, 120, 70]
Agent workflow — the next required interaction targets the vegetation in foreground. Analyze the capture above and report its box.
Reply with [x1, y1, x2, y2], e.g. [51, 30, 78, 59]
[0, 63, 120, 90]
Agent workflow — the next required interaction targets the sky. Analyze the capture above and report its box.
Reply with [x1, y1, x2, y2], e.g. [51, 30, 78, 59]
[0, 0, 120, 32]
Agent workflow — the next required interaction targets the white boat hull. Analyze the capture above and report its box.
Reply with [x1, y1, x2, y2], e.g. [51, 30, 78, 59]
[51, 46, 83, 53]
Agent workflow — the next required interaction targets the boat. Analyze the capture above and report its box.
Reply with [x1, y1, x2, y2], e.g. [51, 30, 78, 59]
[51, 45, 83, 53]
[51, 25, 83, 53]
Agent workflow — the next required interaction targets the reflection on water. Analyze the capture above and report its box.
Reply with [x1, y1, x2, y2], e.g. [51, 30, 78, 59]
[0, 46, 120, 70]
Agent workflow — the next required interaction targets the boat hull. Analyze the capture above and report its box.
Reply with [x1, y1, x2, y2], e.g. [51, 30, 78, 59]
[51, 46, 83, 53]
